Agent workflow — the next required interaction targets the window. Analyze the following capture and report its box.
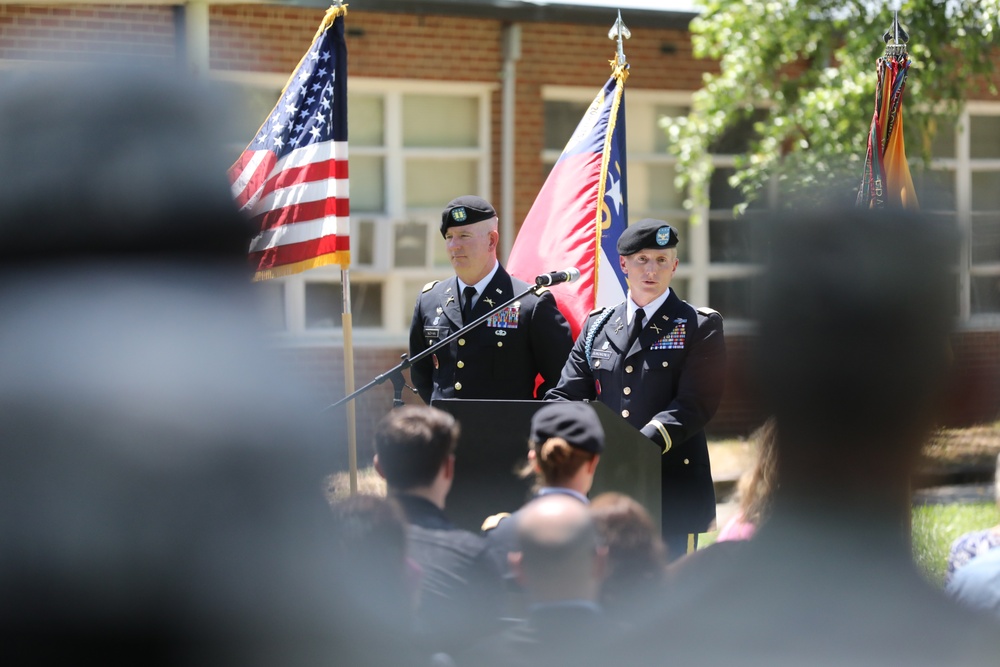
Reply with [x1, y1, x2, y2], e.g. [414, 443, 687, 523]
[920, 104, 1000, 323]
[225, 75, 495, 343]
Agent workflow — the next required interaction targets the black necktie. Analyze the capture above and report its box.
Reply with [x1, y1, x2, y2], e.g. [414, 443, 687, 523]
[627, 308, 645, 350]
[462, 286, 477, 323]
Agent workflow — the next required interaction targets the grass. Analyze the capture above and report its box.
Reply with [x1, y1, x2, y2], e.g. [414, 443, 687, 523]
[912, 502, 1000, 585]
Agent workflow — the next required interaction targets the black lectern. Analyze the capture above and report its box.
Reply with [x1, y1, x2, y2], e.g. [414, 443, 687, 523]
[432, 399, 661, 533]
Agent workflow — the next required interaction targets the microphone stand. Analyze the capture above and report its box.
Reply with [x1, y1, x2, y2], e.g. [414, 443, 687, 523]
[325, 280, 556, 412]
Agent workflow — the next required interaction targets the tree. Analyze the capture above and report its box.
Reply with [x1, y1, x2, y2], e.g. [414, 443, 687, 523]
[666, 0, 1000, 216]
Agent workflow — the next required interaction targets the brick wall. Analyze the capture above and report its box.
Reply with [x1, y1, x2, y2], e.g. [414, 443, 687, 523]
[0, 4, 176, 63]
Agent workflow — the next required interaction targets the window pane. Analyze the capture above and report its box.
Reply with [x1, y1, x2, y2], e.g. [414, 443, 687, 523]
[403, 94, 478, 148]
[709, 278, 753, 319]
[970, 115, 1000, 160]
[654, 104, 690, 154]
[351, 155, 385, 212]
[971, 213, 1000, 264]
[253, 282, 285, 331]
[971, 274, 1000, 315]
[710, 217, 753, 263]
[709, 109, 767, 154]
[544, 100, 590, 151]
[404, 278, 432, 325]
[305, 282, 383, 328]
[668, 278, 688, 302]
[709, 167, 743, 211]
[217, 82, 280, 159]
[394, 221, 428, 268]
[646, 163, 684, 210]
[912, 168, 955, 210]
[928, 115, 956, 159]
[348, 94, 383, 146]
[972, 172, 1000, 211]
[405, 159, 478, 208]
[354, 219, 375, 266]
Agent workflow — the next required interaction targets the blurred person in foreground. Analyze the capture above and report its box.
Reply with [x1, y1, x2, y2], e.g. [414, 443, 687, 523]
[589, 492, 667, 625]
[945, 452, 1000, 583]
[329, 494, 419, 641]
[450, 494, 610, 667]
[715, 417, 779, 543]
[0, 66, 403, 665]
[593, 207, 1000, 667]
[373, 405, 505, 654]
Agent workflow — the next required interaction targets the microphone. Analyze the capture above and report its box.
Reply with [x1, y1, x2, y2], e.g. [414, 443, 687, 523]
[535, 267, 581, 286]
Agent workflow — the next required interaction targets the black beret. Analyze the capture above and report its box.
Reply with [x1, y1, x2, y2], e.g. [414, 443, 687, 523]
[440, 195, 497, 236]
[617, 219, 679, 255]
[530, 402, 605, 454]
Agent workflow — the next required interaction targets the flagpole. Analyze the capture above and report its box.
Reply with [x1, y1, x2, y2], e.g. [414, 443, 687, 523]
[342, 266, 358, 495]
[325, 0, 358, 497]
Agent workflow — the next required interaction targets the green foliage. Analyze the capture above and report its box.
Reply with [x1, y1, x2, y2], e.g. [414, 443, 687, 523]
[912, 502, 1000, 585]
[666, 0, 1000, 217]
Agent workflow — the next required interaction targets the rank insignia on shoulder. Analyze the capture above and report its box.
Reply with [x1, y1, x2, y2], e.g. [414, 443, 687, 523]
[589, 306, 606, 316]
[481, 512, 511, 532]
[422, 280, 439, 293]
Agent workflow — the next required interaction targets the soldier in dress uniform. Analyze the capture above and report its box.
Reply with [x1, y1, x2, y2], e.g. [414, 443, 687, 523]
[546, 219, 727, 560]
[408, 195, 573, 404]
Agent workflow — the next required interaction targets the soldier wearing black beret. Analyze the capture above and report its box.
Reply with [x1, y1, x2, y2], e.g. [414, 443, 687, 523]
[408, 195, 573, 404]
[546, 219, 727, 560]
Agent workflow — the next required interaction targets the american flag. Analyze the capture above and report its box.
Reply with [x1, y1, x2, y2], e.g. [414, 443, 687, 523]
[507, 65, 629, 339]
[229, 5, 349, 281]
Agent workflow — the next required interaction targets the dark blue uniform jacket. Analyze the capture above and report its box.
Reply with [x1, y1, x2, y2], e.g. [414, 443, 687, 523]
[546, 291, 726, 534]
[408, 264, 572, 404]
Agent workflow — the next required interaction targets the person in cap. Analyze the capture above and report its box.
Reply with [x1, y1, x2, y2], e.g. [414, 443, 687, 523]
[481, 402, 605, 597]
[408, 195, 573, 405]
[546, 219, 726, 560]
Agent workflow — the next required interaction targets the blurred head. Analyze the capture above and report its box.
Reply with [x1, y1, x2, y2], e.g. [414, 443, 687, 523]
[523, 402, 603, 490]
[995, 453, 1000, 510]
[0, 65, 251, 269]
[510, 494, 606, 603]
[589, 492, 667, 600]
[373, 406, 460, 491]
[736, 417, 779, 527]
[754, 208, 957, 477]
[329, 495, 415, 630]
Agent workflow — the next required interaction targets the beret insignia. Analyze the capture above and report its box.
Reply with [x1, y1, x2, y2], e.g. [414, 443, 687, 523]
[656, 226, 671, 246]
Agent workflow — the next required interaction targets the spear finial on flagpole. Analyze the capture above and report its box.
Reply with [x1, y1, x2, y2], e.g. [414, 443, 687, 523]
[608, 10, 631, 67]
[883, 10, 909, 58]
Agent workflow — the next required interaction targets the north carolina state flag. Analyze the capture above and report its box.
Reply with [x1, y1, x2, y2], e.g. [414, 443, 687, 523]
[508, 65, 629, 339]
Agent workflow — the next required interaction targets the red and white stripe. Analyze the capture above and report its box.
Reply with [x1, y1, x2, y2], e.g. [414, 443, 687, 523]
[229, 141, 350, 279]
